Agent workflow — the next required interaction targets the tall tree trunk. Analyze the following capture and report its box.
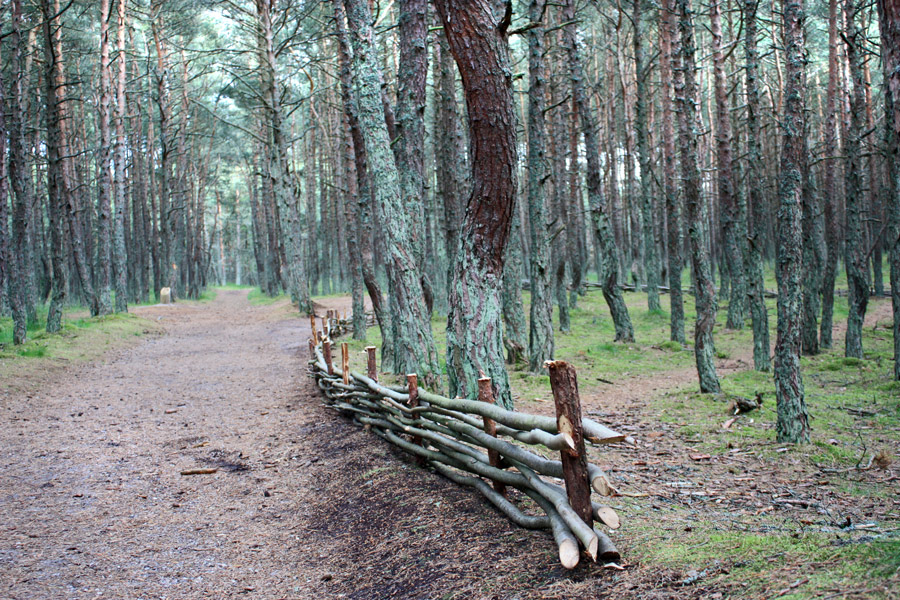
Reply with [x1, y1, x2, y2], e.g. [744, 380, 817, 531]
[774, 0, 810, 443]
[113, 0, 129, 312]
[151, 6, 173, 299]
[820, 0, 841, 348]
[343, 0, 441, 387]
[743, 0, 771, 370]
[675, 0, 721, 393]
[333, 0, 394, 358]
[660, 0, 686, 344]
[0, 65, 9, 317]
[526, 0, 555, 370]
[633, 0, 662, 312]
[396, 0, 433, 315]
[876, 0, 900, 378]
[843, 0, 870, 359]
[711, 0, 745, 330]
[41, 0, 70, 333]
[7, 0, 33, 344]
[97, 0, 114, 315]
[502, 203, 528, 365]
[435, 0, 518, 407]
[562, 0, 635, 342]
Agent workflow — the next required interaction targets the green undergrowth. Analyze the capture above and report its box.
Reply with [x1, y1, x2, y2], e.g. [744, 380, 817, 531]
[247, 287, 288, 305]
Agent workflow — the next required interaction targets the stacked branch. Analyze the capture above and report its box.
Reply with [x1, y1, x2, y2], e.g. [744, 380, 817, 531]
[306, 322, 625, 569]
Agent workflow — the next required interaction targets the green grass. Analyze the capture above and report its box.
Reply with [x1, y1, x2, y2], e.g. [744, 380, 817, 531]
[247, 287, 288, 305]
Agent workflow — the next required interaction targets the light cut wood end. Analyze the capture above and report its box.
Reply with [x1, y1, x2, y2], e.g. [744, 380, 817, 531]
[559, 539, 580, 570]
[587, 535, 599, 562]
[594, 506, 620, 529]
[592, 474, 615, 496]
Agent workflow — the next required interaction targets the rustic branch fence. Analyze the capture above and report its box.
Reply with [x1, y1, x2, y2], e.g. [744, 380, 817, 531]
[305, 310, 626, 569]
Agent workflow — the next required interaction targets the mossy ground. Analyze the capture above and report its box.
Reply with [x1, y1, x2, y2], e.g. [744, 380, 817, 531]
[317, 274, 900, 598]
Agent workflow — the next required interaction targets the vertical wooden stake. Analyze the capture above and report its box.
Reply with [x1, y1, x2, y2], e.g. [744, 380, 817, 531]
[308, 338, 315, 359]
[545, 360, 593, 527]
[341, 342, 350, 385]
[407, 373, 426, 465]
[310, 315, 318, 343]
[323, 340, 334, 375]
[321, 316, 328, 338]
[366, 346, 377, 382]
[477, 376, 506, 496]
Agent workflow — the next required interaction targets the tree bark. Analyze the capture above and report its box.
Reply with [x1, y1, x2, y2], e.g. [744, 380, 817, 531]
[526, 0, 555, 370]
[561, 0, 634, 342]
[344, 0, 441, 388]
[774, 0, 810, 443]
[843, 0, 870, 359]
[675, 0, 721, 393]
[97, 0, 114, 315]
[435, 0, 518, 407]
[113, 0, 129, 312]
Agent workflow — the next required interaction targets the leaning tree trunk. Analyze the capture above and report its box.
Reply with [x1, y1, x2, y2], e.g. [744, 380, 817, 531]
[876, 0, 900, 379]
[343, 0, 441, 388]
[843, 0, 870, 360]
[562, 0, 634, 342]
[711, 0, 745, 330]
[526, 0, 555, 371]
[633, 0, 662, 313]
[743, 0, 771, 370]
[435, 0, 518, 408]
[774, 0, 810, 444]
[660, 0, 685, 345]
[675, 0, 721, 393]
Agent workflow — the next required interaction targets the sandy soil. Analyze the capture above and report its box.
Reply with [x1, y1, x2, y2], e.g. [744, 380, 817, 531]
[2, 290, 894, 600]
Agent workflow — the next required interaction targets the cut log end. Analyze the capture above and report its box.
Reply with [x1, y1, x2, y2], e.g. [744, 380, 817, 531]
[559, 539, 580, 570]
[591, 474, 615, 496]
[594, 506, 621, 529]
[562, 432, 576, 450]
[587, 535, 599, 562]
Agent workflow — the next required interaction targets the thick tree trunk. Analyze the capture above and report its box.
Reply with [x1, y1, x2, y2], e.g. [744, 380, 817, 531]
[41, 0, 70, 333]
[633, 0, 662, 313]
[675, 0, 721, 393]
[660, 0, 685, 345]
[876, 0, 900, 378]
[344, 0, 441, 387]
[843, 0, 870, 359]
[774, 0, 810, 444]
[7, 0, 33, 344]
[113, 0, 129, 312]
[502, 206, 528, 365]
[435, 0, 518, 407]
[0, 67, 9, 317]
[526, 0, 555, 370]
[97, 0, 114, 315]
[562, 0, 634, 342]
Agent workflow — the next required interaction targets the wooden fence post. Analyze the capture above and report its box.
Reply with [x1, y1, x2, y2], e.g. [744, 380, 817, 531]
[545, 360, 592, 527]
[310, 315, 318, 343]
[321, 316, 328, 339]
[366, 346, 377, 382]
[308, 338, 315, 358]
[323, 340, 334, 375]
[478, 376, 506, 496]
[341, 343, 350, 385]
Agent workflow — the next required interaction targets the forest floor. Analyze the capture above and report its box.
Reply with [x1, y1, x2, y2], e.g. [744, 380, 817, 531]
[1, 288, 898, 599]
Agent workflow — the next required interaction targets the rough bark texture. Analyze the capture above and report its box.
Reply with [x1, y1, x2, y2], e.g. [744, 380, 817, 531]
[113, 0, 129, 313]
[41, 0, 69, 333]
[711, 0, 745, 330]
[0, 67, 9, 317]
[435, 0, 518, 408]
[526, 0, 555, 371]
[843, 0, 870, 360]
[743, 0, 771, 371]
[820, 0, 841, 349]
[633, 0, 662, 313]
[774, 0, 810, 444]
[675, 0, 721, 393]
[7, 0, 32, 344]
[562, 0, 634, 342]
[97, 0, 114, 316]
[801, 149, 824, 355]
[660, 0, 685, 344]
[876, 0, 900, 378]
[502, 209, 528, 365]
[344, 0, 442, 388]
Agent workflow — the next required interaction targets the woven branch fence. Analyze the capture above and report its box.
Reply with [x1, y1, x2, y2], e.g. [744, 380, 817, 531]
[306, 310, 625, 569]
